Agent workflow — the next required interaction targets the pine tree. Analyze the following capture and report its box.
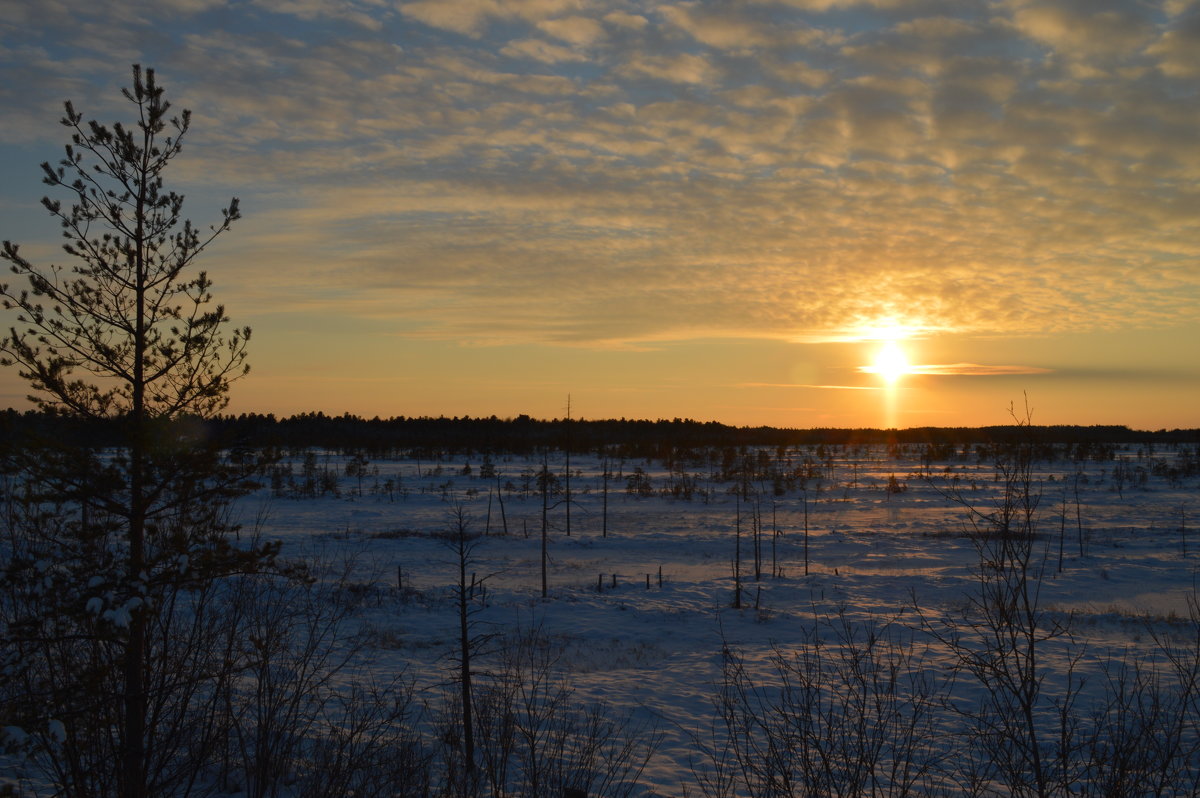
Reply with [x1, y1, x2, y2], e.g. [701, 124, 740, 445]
[1, 65, 275, 798]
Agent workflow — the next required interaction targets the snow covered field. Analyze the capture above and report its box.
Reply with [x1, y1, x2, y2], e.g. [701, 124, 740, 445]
[238, 440, 1200, 796]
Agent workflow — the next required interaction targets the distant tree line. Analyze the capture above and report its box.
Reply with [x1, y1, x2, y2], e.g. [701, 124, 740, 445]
[2, 405, 1200, 468]
[2, 407, 1196, 462]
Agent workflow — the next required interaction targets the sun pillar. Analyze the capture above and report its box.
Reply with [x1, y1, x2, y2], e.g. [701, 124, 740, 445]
[873, 340, 909, 429]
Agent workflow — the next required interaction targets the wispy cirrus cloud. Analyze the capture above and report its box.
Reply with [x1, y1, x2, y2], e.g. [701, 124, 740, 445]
[859, 363, 1055, 377]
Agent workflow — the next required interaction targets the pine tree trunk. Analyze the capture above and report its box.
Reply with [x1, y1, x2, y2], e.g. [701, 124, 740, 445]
[124, 151, 150, 798]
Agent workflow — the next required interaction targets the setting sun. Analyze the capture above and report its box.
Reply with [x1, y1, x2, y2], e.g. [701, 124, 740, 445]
[871, 341, 911, 383]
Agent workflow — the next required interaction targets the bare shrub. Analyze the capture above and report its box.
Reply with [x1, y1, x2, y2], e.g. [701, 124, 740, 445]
[212, 559, 430, 798]
[707, 608, 951, 797]
[452, 624, 660, 798]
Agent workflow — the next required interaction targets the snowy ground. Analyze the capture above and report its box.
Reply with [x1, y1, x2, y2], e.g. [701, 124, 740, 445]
[238, 443, 1200, 796]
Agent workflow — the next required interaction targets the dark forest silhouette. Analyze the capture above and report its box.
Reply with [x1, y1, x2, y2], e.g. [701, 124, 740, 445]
[3, 407, 1196, 459]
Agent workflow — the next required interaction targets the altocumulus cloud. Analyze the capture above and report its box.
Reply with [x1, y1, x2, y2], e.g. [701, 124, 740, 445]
[1, 0, 1197, 349]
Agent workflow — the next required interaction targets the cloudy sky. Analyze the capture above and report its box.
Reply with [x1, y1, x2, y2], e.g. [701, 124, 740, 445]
[1, 0, 1198, 428]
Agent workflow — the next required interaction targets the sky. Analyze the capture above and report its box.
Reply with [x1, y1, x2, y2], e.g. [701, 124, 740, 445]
[1, 0, 1198, 430]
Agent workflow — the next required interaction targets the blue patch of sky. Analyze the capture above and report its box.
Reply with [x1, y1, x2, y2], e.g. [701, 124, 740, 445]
[2, 139, 78, 243]
[789, 5, 909, 36]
